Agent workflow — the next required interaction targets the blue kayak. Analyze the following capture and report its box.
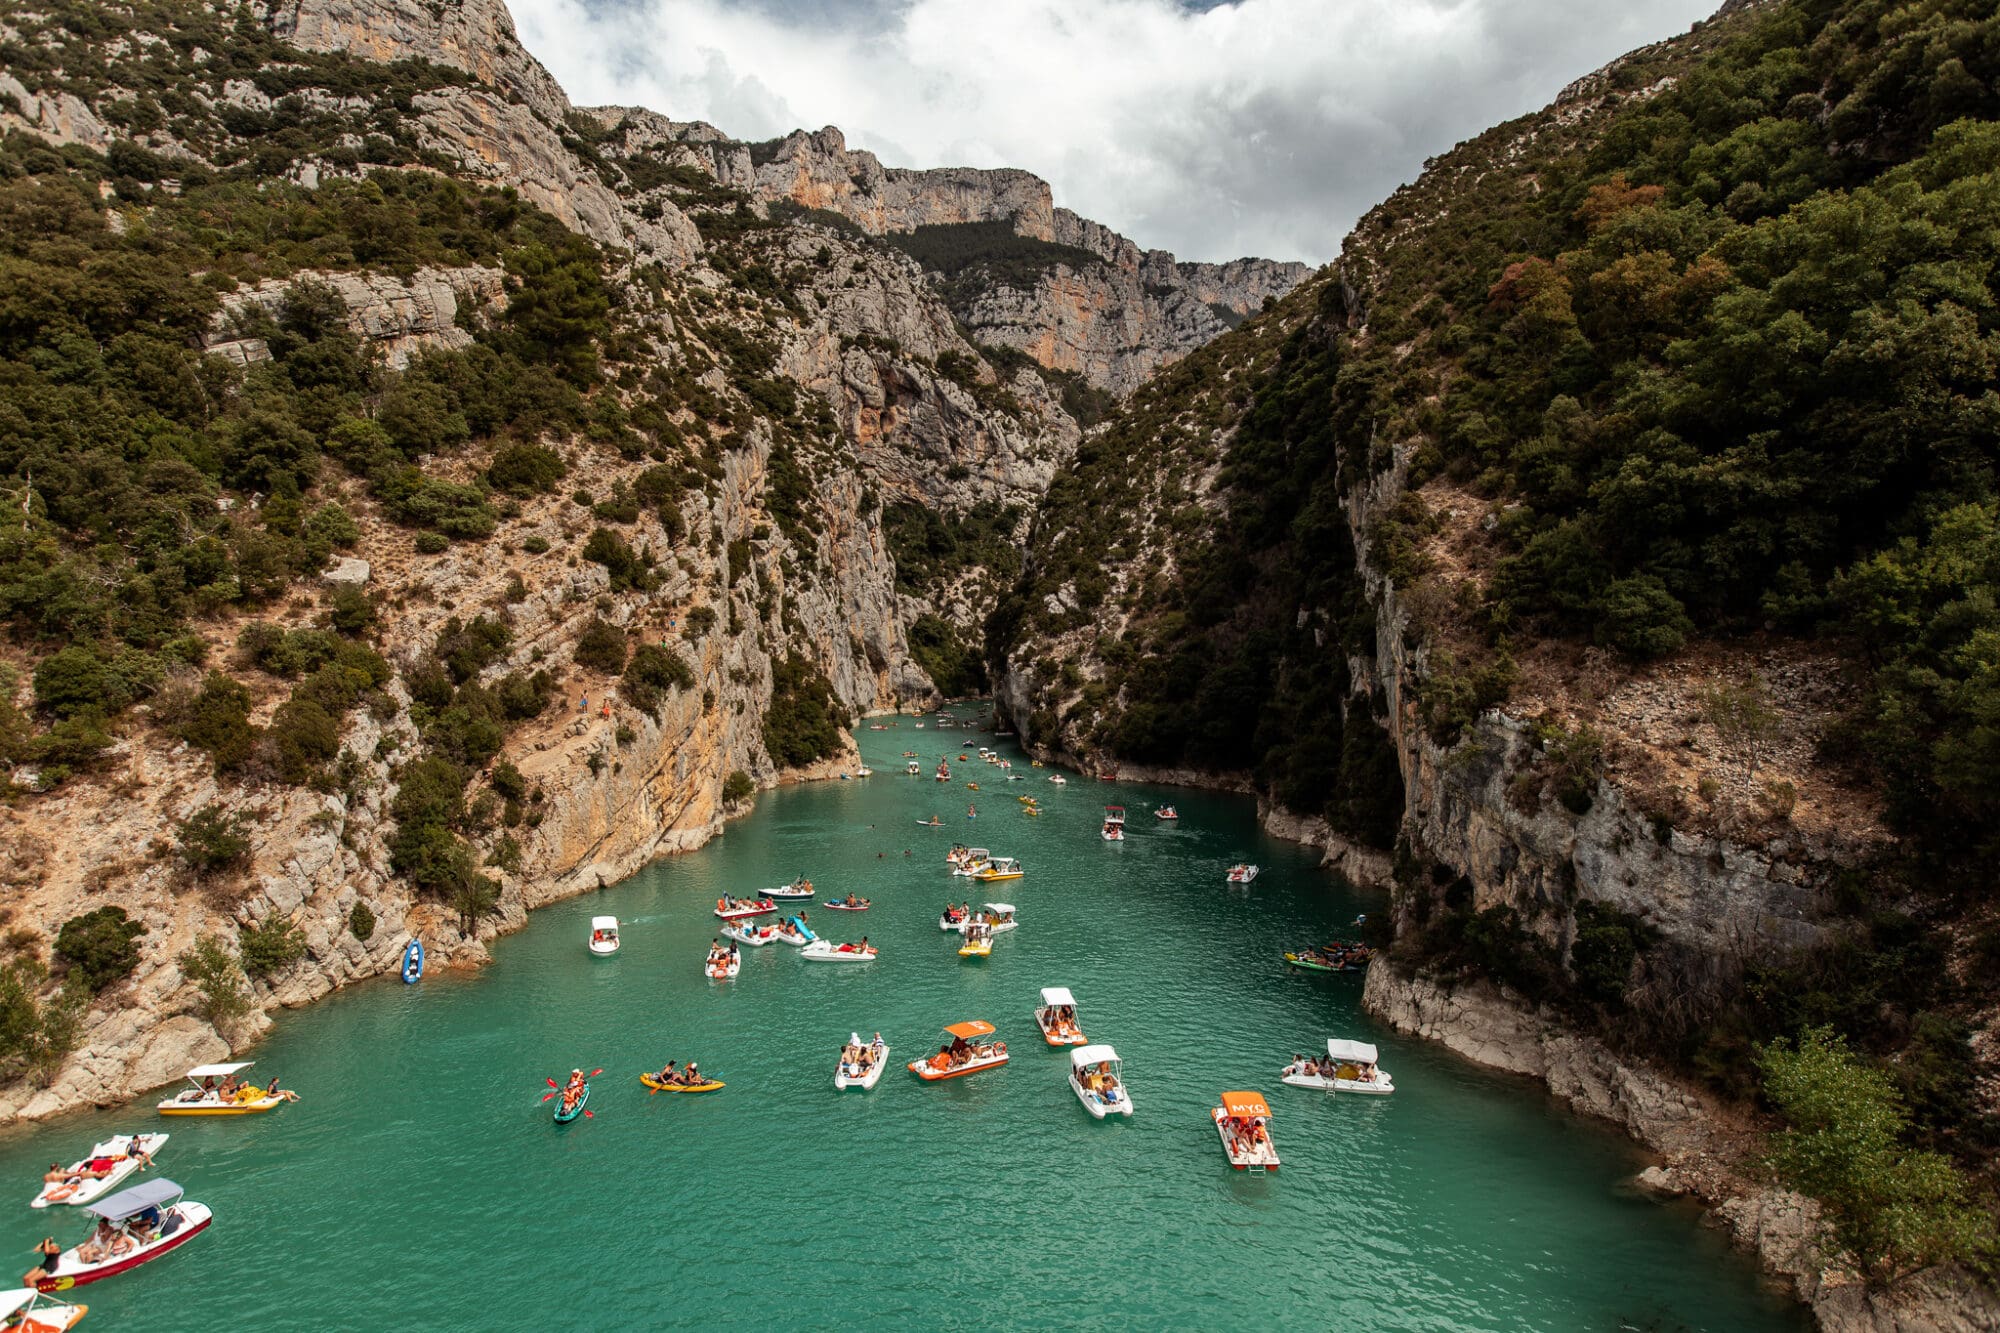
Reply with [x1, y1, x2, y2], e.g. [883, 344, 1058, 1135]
[554, 1081, 590, 1123]
[401, 938, 424, 984]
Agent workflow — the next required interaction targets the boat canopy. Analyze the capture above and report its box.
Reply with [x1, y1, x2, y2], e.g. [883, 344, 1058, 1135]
[1220, 1091, 1271, 1118]
[0, 1290, 41, 1321]
[1326, 1038, 1379, 1064]
[88, 1177, 183, 1221]
[1040, 986, 1076, 1007]
[983, 902, 1017, 914]
[184, 1062, 252, 1079]
[1104, 806, 1125, 814]
[591, 916, 618, 930]
[1071, 1044, 1120, 1068]
[945, 1019, 996, 1039]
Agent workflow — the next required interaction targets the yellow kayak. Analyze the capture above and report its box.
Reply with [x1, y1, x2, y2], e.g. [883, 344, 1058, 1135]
[639, 1073, 725, 1094]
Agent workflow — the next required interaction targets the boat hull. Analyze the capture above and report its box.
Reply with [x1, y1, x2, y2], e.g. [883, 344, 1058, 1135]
[39, 1204, 212, 1290]
[714, 904, 775, 920]
[835, 1043, 889, 1091]
[157, 1095, 282, 1116]
[1035, 1012, 1087, 1047]
[639, 1074, 724, 1094]
[553, 1083, 590, 1123]
[1212, 1109, 1279, 1170]
[31, 1135, 168, 1209]
[1280, 1072, 1394, 1095]
[722, 926, 777, 946]
[704, 958, 740, 978]
[1071, 1076, 1134, 1119]
[822, 901, 870, 912]
[907, 1053, 1008, 1081]
[800, 942, 876, 963]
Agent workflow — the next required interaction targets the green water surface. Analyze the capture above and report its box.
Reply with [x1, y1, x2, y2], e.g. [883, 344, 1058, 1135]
[1, 716, 1805, 1330]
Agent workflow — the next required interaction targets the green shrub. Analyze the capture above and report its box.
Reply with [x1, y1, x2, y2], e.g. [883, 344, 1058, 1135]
[347, 901, 376, 942]
[622, 643, 693, 717]
[682, 605, 716, 638]
[489, 760, 526, 801]
[178, 935, 250, 1024]
[238, 917, 307, 979]
[1760, 1027, 1991, 1277]
[761, 653, 846, 767]
[574, 618, 627, 674]
[487, 442, 566, 495]
[415, 531, 449, 554]
[175, 803, 251, 875]
[177, 673, 258, 771]
[722, 769, 755, 803]
[53, 906, 148, 993]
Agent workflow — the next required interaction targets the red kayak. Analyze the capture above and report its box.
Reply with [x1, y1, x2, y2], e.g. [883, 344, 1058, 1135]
[713, 898, 776, 920]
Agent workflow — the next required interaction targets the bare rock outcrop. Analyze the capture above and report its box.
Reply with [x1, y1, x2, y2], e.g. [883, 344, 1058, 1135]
[209, 265, 505, 369]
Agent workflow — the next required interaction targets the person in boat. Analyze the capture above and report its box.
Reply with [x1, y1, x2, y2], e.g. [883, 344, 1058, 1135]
[656, 1060, 678, 1084]
[215, 1071, 241, 1100]
[263, 1078, 298, 1104]
[126, 1210, 159, 1245]
[24, 1236, 62, 1286]
[562, 1069, 586, 1106]
[683, 1062, 702, 1086]
[40, 1162, 70, 1185]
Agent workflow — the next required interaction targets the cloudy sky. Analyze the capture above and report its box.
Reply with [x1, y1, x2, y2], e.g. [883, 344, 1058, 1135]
[509, 0, 1717, 265]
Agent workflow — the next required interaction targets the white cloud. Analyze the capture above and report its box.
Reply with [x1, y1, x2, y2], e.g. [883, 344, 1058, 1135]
[509, 0, 1718, 264]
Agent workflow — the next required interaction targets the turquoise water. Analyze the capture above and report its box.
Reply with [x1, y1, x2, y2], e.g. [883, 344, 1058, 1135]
[1, 717, 1804, 1330]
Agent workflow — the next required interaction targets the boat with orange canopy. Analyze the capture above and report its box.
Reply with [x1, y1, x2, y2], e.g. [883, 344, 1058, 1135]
[1212, 1091, 1279, 1170]
[907, 1020, 1009, 1081]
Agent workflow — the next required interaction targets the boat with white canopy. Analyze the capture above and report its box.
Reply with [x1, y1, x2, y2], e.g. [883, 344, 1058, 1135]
[31, 1133, 167, 1209]
[1212, 1091, 1279, 1170]
[587, 916, 620, 956]
[1101, 806, 1125, 841]
[1034, 987, 1087, 1046]
[35, 1179, 211, 1291]
[1281, 1039, 1394, 1095]
[155, 1063, 288, 1116]
[975, 857, 1023, 882]
[834, 1033, 889, 1090]
[0, 1287, 86, 1330]
[1069, 1045, 1133, 1118]
[976, 902, 1018, 932]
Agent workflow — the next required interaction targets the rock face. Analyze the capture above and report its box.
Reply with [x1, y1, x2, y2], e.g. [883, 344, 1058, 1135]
[208, 266, 506, 369]
[648, 122, 1311, 394]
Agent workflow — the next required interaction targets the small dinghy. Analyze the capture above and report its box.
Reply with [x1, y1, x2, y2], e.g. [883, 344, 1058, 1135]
[1213, 1092, 1278, 1171]
[35, 1179, 211, 1291]
[714, 896, 776, 920]
[823, 894, 871, 911]
[156, 1063, 290, 1117]
[401, 938, 424, 984]
[835, 1033, 888, 1091]
[722, 922, 780, 947]
[801, 938, 876, 963]
[587, 916, 620, 956]
[767, 877, 816, 901]
[908, 1020, 1008, 1081]
[1154, 805, 1179, 821]
[1281, 1039, 1395, 1095]
[1226, 864, 1260, 884]
[1034, 987, 1087, 1047]
[31, 1134, 168, 1209]
[774, 915, 817, 946]
[1069, 1045, 1134, 1119]
[0, 1288, 86, 1330]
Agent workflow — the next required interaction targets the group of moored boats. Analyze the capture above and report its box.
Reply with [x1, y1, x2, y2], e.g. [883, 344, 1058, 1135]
[13, 1061, 300, 1314]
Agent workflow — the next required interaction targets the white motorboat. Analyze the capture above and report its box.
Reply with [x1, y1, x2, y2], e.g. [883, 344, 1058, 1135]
[1281, 1039, 1395, 1095]
[1213, 1092, 1279, 1171]
[155, 1063, 289, 1117]
[906, 761, 921, 775]
[1226, 864, 1260, 884]
[949, 847, 992, 876]
[1101, 806, 1126, 841]
[835, 1033, 889, 1090]
[588, 916, 621, 956]
[801, 939, 877, 962]
[703, 948, 740, 979]
[854, 765, 873, 777]
[31, 1133, 168, 1209]
[1035, 987, 1087, 1046]
[1069, 1044, 1133, 1119]
[0, 1288, 86, 1330]
[973, 857, 1023, 883]
[1049, 774, 1067, 785]
[35, 1179, 212, 1291]
[767, 877, 816, 901]
[722, 922, 780, 947]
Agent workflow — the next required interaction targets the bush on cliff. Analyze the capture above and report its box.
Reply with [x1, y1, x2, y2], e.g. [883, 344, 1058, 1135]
[722, 770, 755, 804]
[1760, 1027, 1990, 1277]
[622, 643, 694, 718]
[174, 803, 252, 876]
[238, 917, 308, 980]
[761, 654, 846, 768]
[53, 907, 148, 993]
[177, 935, 250, 1025]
